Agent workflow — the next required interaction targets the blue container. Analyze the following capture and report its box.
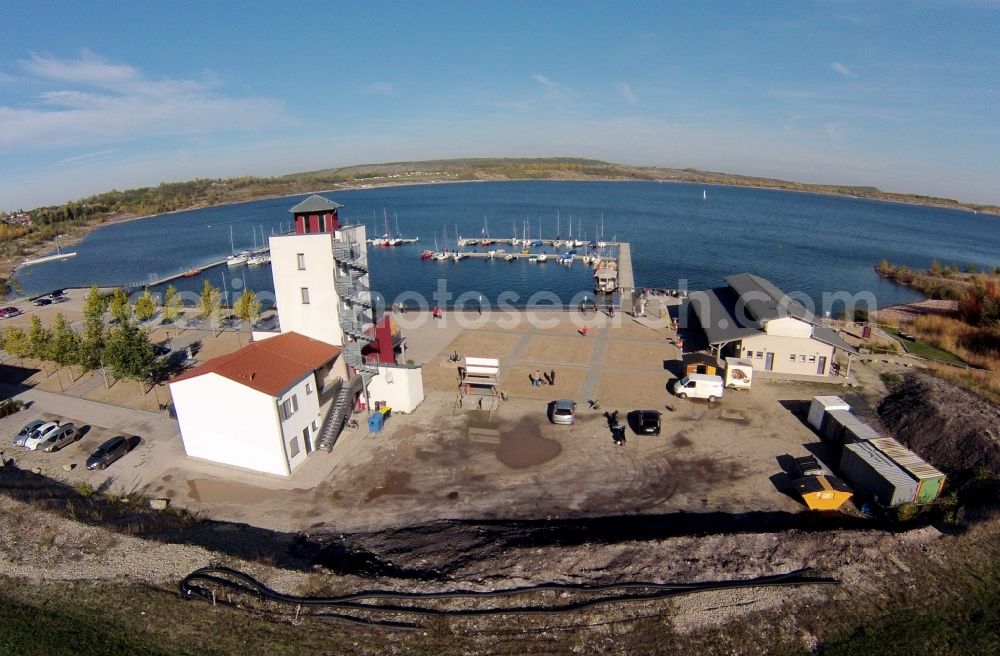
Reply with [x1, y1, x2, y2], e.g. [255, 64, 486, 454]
[368, 413, 384, 433]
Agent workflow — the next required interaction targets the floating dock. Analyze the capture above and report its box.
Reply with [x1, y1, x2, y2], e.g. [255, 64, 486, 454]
[18, 251, 77, 268]
[132, 245, 271, 289]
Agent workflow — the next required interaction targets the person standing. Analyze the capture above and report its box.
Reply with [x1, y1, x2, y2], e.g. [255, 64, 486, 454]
[549, 369, 556, 386]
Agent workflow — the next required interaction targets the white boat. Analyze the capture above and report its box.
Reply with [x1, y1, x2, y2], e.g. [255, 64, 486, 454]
[487, 250, 496, 259]
[582, 255, 592, 265]
[432, 251, 449, 261]
[226, 226, 248, 266]
[247, 253, 270, 266]
[703, 189, 708, 200]
[536, 253, 548, 263]
[453, 252, 467, 262]
[494, 248, 505, 254]
[528, 256, 538, 263]
[504, 254, 517, 262]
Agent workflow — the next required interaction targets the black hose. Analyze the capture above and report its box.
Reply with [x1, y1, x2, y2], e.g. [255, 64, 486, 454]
[179, 565, 837, 629]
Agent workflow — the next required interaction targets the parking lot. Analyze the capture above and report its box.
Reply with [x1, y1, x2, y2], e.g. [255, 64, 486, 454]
[2, 306, 873, 535]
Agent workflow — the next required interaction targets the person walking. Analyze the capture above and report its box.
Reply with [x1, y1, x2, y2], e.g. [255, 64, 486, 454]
[549, 369, 556, 386]
[533, 369, 543, 386]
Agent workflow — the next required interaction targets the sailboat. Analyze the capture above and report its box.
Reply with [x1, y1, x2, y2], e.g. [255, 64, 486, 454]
[226, 226, 249, 266]
[702, 189, 708, 201]
[480, 216, 491, 247]
[248, 227, 270, 266]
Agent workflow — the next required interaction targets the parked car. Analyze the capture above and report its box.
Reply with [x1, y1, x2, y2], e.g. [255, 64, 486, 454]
[86, 436, 131, 470]
[23, 421, 62, 450]
[629, 410, 662, 435]
[33, 297, 52, 306]
[13, 419, 46, 447]
[672, 374, 725, 402]
[40, 423, 79, 452]
[549, 399, 577, 425]
[49, 294, 69, 304]
[0, 306, 22, 318]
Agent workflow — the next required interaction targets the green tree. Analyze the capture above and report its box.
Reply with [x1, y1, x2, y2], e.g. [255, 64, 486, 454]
[27, 315, 51, 360]
[0, 326, 30, 359]
[162, 284, 182, 323]
[134, 289, 156, 321]
[233, 289, 261, 326]
[47, 313, 80, 367]
[198, 280, 223, 332]
[108, 288, 130, 323]
[102, 322, 161, 389]
[83, 285, 105, 326]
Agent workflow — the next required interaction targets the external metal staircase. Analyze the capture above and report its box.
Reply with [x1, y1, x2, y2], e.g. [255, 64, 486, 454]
[316, 376, 365, 451]
[332, 227, 379, 376]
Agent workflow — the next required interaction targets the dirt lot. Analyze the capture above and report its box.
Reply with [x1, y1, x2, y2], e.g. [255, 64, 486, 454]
[0, 309, 873, 537]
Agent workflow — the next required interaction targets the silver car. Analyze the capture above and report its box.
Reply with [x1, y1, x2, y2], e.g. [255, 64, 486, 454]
[40, 423, 79, 452]
[549, 399, 577, 425]
[23, 422, 61, 450]
[13, 419, 46, 447]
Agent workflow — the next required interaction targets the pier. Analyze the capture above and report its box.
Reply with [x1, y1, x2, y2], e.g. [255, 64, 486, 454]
[130, 246, 271, 290]
[616, 242, 634, 308]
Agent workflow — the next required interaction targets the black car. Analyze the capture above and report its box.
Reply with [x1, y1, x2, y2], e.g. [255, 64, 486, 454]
[629, 410, 662, 435]
[85, 436, 131, 470]
[33, 297, 52, 306]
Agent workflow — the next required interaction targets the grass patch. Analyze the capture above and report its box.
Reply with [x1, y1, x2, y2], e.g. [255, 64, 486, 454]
[0, 593, 170, 656]
[882, 326, 967, 365]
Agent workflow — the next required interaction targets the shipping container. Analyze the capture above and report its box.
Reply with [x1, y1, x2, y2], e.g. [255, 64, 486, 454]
[839, 441, 917, 507]
[793, 474, 854, 510]
[869, 437, 947, 503]
[808, 396, 850, 432]
[843, 421, 881, 443]
[822, 408, 865, 445]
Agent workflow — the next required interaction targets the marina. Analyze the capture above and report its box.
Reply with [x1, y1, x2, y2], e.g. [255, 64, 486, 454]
[11, 181, 1000, 308]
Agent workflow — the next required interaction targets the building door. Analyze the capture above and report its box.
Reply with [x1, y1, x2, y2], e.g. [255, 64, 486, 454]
[817, 356, 827, 375]
[765, 352, 774, 371]
[302, 427, 310, 453]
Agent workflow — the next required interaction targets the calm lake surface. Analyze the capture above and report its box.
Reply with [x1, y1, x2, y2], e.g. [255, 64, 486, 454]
[15, 181, 1000, 310]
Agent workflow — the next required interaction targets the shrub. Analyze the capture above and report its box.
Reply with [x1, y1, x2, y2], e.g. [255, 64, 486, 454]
[76, 482, 96, 498]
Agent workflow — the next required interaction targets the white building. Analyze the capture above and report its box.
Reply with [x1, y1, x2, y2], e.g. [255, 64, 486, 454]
[169, 332, 346, 476]
[686, 273, 857, 377]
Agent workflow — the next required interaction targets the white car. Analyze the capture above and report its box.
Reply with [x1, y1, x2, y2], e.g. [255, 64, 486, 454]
[23, 421, 61, 450]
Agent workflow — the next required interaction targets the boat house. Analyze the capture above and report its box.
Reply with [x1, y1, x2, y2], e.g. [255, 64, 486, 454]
[684, 273, 857, 378]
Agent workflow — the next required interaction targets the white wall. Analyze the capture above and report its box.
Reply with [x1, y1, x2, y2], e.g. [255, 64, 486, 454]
[739, 334, 835, 376]
[277, 373, 323, 464]
[366, 365, 425, 413]
[763, 316, 814, 338]
[270, 233, 343, 346]
[170, 373, 289, 476]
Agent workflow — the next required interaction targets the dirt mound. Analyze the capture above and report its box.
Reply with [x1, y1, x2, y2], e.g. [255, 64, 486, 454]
[878, 373, 1000, 476]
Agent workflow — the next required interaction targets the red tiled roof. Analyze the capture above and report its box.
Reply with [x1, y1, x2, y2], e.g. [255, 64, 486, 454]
[169, 332, 341, 396]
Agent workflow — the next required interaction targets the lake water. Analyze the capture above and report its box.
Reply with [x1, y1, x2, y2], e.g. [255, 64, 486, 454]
[14, 181, 1000, 311]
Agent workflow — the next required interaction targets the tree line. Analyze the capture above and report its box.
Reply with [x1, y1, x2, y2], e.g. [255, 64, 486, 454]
[0, 283, 262, 391]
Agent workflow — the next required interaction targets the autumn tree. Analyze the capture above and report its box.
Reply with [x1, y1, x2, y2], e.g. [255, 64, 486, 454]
[0, 326, 30, 359]
[233, 289, 261, 326]
[27, 315, 51, 360]
[47, 313, 80, 367]
[109, 288, 131, 323]
[162, 284, 183, 322]
[134, 289, 156, 321]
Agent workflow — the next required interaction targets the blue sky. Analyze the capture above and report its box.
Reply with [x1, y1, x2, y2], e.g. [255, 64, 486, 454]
[1, 1, 998, 210]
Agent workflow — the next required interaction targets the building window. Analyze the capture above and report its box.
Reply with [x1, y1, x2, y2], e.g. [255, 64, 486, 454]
[289, 436, 300, 458]
[306, 382, 313, 395]
[745, 349, 753, 358]
[312, 420, 318, 432]
[808, 355, 816, 362]
[755, 351, 763, 359]
[799, 354, 807, 362]
[282, 398, 294, 420]
[789, 354, 796, 361]
[297, 253, 305, 270]
[301, 287, 310, 304]
[292, 394, 299, 412]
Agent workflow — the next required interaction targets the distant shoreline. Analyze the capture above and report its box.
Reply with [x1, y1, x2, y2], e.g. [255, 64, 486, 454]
[6, 175, 995, 280]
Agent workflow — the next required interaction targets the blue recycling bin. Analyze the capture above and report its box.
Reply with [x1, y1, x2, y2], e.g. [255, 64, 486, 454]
[368, 413, 384, 433]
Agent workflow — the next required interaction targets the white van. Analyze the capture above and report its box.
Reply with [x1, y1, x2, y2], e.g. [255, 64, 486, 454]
[673, 374, 724, 402]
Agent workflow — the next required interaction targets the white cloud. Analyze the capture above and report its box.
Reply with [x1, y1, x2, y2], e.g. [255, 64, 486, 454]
[362, 82, 396, 95]
[533, 73, 571, 94]
[617, 82, 637, 104]
[57, 149, 118, 165]
[829, 61, 857, 77]
[0, 51, 284, 153]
